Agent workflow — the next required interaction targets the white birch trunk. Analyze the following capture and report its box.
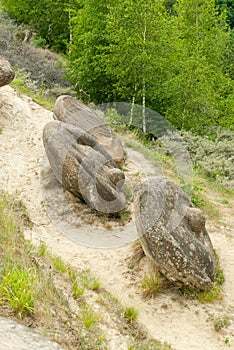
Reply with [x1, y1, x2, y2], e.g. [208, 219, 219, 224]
[142, 24, 147, 133]
[130, 84, 137, 125]
[142, 79, 146, 133]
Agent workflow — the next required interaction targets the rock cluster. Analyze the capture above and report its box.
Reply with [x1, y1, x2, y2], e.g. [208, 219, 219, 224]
[43, 97, 217, 290]
[0, 56, 15, 87]
[134, 176, 216, 290]
[43, 97, 126, 213]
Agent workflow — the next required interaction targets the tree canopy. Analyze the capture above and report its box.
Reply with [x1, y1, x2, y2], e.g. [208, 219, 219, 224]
[0, 0, 233, 134]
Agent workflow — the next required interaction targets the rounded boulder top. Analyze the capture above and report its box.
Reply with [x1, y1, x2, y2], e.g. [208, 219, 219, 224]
[0, 56, 15, 87]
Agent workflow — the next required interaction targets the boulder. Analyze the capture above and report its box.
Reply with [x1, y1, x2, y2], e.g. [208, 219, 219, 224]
[53, 95, 124, 163]
[0, 56, 15, 87]
[134, 176, 216, 290]
[43, 120, 126, 213]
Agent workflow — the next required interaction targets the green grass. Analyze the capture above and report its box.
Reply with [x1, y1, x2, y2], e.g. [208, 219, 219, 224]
[80, 270, 100, 291]
[81, 305, 100, 328]
[10, 67, 55, 110]
[124, 138, 174, 174]
[213, 315, 230, 332]
[122, 306, 138, 324]
[72, 281, 84, 298]
[191, 184, 220, 218]
[0, 263, 35, 318]
[0, 192, 108, 349]
[52, 256, 67, 273]
[217, 199, 230, 205]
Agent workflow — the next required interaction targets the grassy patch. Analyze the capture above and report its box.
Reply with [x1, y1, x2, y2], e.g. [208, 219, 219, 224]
[0, 192, 107, 349]
[217, 199, 230, 205]
[51, 256, 67, 273]
[0, 263, 35, 318]
[0, 192, 172, 349]
[80, 269, 100, 291]
[10, 68, 55, 110]
[141, 272, 161, 299]
[191, 184, 220, 218]
[72, 281, 84, 298]
[122, 306, 138, 324]
[214, 315, 230, 332]
[81, 305, 100, 328]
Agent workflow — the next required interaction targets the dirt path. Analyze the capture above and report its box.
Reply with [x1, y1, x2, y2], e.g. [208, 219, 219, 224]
[0, 86, 234, 350]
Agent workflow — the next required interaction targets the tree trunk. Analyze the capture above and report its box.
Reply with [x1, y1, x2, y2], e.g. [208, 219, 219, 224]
[129, 84, 137, 125]
[142, 79, 146, 133]
[142, 24, 147, 133]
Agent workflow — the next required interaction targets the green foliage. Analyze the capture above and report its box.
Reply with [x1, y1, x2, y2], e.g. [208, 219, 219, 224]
[1, 0, 234, 134]
[182, 129, 234, 189]
[68, 0, 113, 103]
[216, 0, 234, 28]
[164, 0, 233, 133]
[0, 0, 74, 51]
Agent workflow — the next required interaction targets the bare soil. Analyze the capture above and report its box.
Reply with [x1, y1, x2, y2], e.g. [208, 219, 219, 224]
[0, 85, 234, 350]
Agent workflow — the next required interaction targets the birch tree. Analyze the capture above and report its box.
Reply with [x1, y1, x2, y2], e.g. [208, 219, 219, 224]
[107, 0, 169, 131]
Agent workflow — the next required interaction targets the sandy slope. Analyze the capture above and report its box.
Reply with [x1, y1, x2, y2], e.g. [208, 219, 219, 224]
[0, 85, 234, 350]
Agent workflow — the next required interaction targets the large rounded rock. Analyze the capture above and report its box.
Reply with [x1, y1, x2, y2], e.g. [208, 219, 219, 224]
[43, 120, 126, 213]
[53, 95, 124, 163]
[134, 176, 216, 290]
[0, 56, 15, 87]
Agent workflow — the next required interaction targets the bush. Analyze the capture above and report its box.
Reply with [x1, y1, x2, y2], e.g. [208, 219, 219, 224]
[181, 129, 234, 189]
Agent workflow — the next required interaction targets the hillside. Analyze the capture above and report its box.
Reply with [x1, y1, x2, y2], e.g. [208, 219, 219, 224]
[0, 8, 234, 350]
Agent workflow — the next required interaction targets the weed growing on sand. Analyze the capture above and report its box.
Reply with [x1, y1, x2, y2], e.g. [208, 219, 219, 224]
[122, 306, 138, 324]
[80, 269, 100, 291]
[72, 281, 84, 298]
[214, 315, 230, 332]
[81, 305, 100, 328]
[141, 272, 161, 298]
[51, 256, 67, 273]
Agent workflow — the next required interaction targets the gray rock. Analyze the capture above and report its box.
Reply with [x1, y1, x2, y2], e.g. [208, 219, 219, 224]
[43, 120, 126, 213]
[134, 176, 216, 290]
[0, 317, 64, 350]
[0, 56, 15, 87]
[53, 95, 124, 163]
